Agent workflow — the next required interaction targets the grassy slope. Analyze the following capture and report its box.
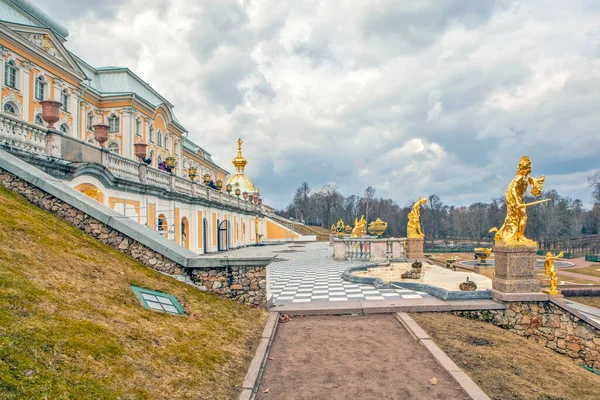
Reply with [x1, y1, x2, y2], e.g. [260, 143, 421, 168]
[411, 312, 600, 400]
[0, 185, 267, 399]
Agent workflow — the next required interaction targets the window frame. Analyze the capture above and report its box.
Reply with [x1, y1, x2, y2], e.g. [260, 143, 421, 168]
[157, 130, 162, 147]
[60, 89, 68, 112]
[87, 111, 94, 130]
[3, 103, 16, 114]
[4, 60, 16, 88]
[149, 126, 154, 142]
[34, 113, 44, 125]
[59, 123, 69, 134]
[106, 141, 120, 154]
[34, 76, 45, 101]
[108, 114, 120, 133]
[130, 285, 185, 315]
[135, 118, 141, 136]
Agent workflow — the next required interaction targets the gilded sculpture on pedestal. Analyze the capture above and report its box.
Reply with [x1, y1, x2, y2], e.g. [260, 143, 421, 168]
[351, 215, 367, 237]
[335, 219, 345, 238]
[489, 156, 546, 245]
[407, 197, 427, 238]
[544, 251, 563, 295]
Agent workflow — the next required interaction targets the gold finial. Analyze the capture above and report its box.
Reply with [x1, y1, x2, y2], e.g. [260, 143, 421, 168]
[232, 138, 247, 172]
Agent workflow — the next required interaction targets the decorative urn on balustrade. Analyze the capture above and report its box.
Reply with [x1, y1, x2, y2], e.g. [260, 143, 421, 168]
[243, 191, 248, 200]
[203, 173, 211, 185]
[344, 225, 352, 234]
[235, 188, 241, 197]
[226, 183, 232, 194]
[92, 124, 110, 147]
[40, 100, 62, 129]
[258, 198, 263, 205]
[134, 142, 148, 161]
[368, 218, 388, 238]
[165, 155, 176, 172]
[216, 179, 223, 190]
[188, 166, 198, 181]
[248, 194, 254, 202]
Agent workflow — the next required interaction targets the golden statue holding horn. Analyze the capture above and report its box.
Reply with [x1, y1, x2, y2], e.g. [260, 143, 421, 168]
[489, 156, 546, 245]
[407, 197, 427, 238]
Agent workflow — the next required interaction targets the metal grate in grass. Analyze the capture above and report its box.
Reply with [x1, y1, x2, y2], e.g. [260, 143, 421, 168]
[130, 285, 185, 315]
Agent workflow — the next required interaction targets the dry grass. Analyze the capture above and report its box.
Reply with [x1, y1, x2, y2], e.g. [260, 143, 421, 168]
[567, 297, 600, 309]
[411, 312, 600, 400]
[563, 265, 600, 279]
[0, 186, 268, 399]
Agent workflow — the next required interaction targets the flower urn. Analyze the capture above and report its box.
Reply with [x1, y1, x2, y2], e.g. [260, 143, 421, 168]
[203, 174, 211, 185]
[243, 191, 248, 200]
[235, 188, 241, 197]
[226, 183, 232, 193]
[40, 100, 62, 129]
[92, 124, 110, 147]
[134, 142, 148, 160]
[368, 218, 388, 238]
[216, 179, 223, 190]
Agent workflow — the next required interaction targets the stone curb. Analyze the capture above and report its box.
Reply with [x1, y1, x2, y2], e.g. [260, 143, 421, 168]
[239, 312, 279, 400]
[396, 312, 490, 400]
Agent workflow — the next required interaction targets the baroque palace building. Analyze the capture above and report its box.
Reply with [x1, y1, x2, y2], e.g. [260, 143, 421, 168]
[0, 0, 311, 253]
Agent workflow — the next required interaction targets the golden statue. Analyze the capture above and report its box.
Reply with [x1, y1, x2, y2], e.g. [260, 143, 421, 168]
[407, 197, 427, 238]
[489, 156, 546, 245]
[544, 251, 564, 295]
[474, 247, 492, 262]
[351, 215, 367, 237]
[335, 219, 345, 238]
[331, 224, 336, 234]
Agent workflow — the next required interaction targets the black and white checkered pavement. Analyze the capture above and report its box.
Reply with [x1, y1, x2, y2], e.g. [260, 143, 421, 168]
[225, 242, 431, 304]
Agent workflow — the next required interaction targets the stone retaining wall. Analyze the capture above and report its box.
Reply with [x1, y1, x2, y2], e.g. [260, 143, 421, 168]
[189, 266, 267, 307]
[0, 168, 267, 307]
[456, 301, 600, 369]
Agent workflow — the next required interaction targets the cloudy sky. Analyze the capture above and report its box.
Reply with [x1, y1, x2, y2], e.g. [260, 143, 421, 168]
[43, 0, 599, 208]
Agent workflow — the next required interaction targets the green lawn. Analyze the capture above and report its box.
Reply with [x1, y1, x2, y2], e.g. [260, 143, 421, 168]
[0, 185, 267, 399]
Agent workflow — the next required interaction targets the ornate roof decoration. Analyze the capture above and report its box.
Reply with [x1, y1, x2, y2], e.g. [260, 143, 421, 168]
[226, 138, 257, 194]
[18, 32, 64, 61]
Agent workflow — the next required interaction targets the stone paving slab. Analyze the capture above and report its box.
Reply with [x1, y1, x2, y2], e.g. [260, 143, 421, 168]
[225, 242, 432, 304]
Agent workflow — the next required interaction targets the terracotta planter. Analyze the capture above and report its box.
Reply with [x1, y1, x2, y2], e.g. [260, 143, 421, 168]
[134, 142, 147, 160]
[93, 124, 110, 147]
[40, 100, 62, 129]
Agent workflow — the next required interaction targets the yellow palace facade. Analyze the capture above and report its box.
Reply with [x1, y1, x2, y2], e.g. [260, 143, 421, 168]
[0, 0, 313, 252]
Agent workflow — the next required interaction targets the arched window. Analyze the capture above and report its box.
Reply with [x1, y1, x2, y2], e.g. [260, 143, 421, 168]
[35, 76, 45, 101]
[60, 123, 69, 134]
[3, 103, 16, 115]
[108, 114, 119, 133]
[34, 114, 44, 125]
[107, 141, 120, 153]
[157, 130, 162, 147]
[4, 60, 16, 88]
[60, 89, 68, 111]
[149, 126, 154, 142]
[135, 118, 141, 136]
[87, 111, 94, 130]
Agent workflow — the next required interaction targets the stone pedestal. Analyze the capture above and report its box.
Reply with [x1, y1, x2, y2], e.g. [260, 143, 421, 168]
[492, 244, 541, 293]
[391, 240, 404, 259]
[370, 241, 387, 262]
[333, 241, 347, 261]
[406, 237, 424, 260]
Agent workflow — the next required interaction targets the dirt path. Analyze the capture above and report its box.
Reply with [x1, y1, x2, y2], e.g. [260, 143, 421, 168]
[256, 314, 468, 400]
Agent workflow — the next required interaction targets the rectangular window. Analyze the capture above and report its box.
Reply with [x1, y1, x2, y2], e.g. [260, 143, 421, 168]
[149, 127, 154, 142]
[87, 112, 94, 130]
[108, 116, 119, 133]
[130, 285, 185, 315]
[60, 91, 68, 111]
[35, 79, 44, 101]
[136, 119, 141, 136]
[4, 63, 16, 88]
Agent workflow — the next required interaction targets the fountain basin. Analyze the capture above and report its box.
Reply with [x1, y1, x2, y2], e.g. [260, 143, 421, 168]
[342, 262, 493, 301]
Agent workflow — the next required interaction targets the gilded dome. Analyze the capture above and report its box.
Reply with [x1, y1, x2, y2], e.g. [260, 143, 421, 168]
[226, 138, 258, 194]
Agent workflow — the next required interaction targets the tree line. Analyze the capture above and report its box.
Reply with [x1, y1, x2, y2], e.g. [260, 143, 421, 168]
[278, 171, 600, 251]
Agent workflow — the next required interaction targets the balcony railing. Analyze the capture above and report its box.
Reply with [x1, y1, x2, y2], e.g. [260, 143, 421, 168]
[0, 112, 259, 214]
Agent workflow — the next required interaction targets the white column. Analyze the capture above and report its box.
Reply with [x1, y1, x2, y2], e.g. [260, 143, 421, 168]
[21, 61, 33, 121]
[121, 108, 134, 159]
[79, 100, 88, 140]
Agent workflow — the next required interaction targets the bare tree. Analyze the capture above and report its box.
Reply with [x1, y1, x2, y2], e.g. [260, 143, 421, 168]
[363, 186, 376, 224]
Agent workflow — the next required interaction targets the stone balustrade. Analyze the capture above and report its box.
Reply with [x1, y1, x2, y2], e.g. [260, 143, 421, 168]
[333, 237, 406, 262]
[0, 115, 47, 156]
[0, 113, 259, 214]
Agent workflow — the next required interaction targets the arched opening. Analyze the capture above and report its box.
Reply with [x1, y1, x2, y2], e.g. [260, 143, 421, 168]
[60, 123, 70, 135]
[181, 217, 190, 249]
[35, 75, 46, 101]
[108, 113, 120, 133]
[34, 113, 44, 126]
[228, 220, 233, 249]
[203, 218, 208, 253]
[218, 219, 229, 251]
[157, 214, 168, 237]
[74, 183, 104, 203]
[3, 102, 18, 116]
[107, 141, 120, 154]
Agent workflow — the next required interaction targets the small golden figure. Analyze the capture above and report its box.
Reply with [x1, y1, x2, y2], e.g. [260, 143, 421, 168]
[489, 156, 546, 245]
[331, 224, 336, 234]
[544, 251, 564, 295]
[407, 197, 427, 238]
[335, 219, 345, 238]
